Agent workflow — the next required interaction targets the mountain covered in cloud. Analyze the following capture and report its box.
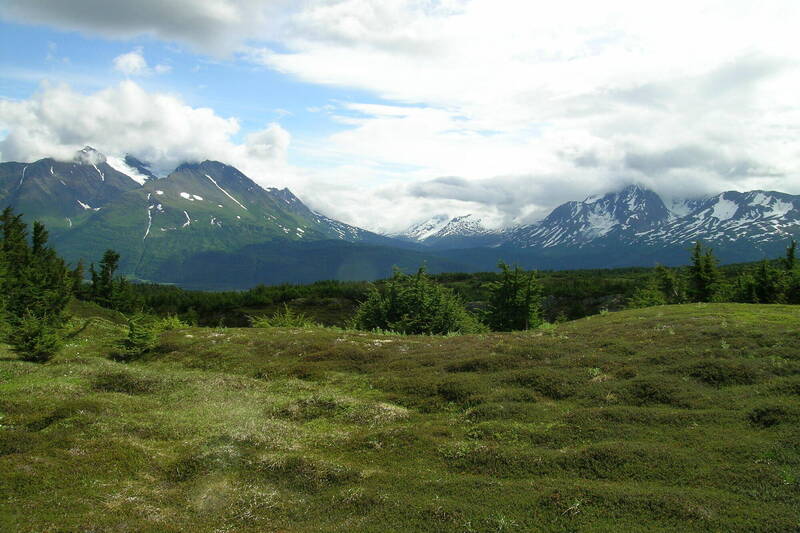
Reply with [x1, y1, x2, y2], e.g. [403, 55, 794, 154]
[0, 148, 449, 288]
[395, 184, 800, 258]
[1, 150, 798, 289]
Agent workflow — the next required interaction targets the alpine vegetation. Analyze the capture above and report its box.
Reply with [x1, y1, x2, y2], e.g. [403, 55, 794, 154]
[1, 208, 73, 362]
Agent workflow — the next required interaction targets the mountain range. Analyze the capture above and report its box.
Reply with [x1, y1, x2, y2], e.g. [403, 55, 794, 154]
[1, 148, 798, 289]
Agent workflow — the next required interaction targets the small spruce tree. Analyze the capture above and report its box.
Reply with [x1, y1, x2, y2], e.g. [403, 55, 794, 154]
[353, 266, 483, 335]
[688, 241, 720, 302]
[485, 261, 542, 331]
[0, 209, 71, 362]
[784, 240, 797, 272]
[754, 260, 784, 304]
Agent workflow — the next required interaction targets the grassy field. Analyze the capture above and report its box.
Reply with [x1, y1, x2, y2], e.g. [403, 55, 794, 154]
[1, 301, 799, 532]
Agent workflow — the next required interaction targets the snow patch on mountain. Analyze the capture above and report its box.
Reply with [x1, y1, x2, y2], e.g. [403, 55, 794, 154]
[143, 206, 153, 240]
[585, 210, 616, 237]
[396, 214, 451, 241]
[107, 156, 149, 185]
[205, 174, 247, 210]
[708, 195, 738, 220]
[435, 214, 494, 238]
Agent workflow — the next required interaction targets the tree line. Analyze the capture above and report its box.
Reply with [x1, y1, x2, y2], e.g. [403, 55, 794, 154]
[628, 241, 800, 307]
[3, 207, 798, 360]
[0, 208, 142, 362]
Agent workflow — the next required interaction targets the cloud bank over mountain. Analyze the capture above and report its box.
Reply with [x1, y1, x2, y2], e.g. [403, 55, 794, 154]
[0, 81, 298, 188]
[2, 0, 799, 232]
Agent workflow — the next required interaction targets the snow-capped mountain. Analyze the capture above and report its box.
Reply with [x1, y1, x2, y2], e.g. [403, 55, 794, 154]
[389, 184, 800, 262]
[394, 213, 502, 249]
[424, 214, 502, 249]
[505, 185, 670, 248]
[637, 191, 799, 248]
[2, 146, 799, 286]
[392, 214, 451, 242]
[502, 185, 799, 252]
[106, 154, 159, 184]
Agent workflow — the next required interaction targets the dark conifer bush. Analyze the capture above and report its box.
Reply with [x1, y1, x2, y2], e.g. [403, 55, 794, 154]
[352, 267, 484, 335]
[1, 208, 72, 362]
[484, 261, 542, 331]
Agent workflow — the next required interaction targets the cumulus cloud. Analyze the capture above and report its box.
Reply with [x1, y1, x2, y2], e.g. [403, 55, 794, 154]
[0, 81, 299, 190]
[112, 49, 149, 76]
[112, 48, 171, 76]
[3, 1, 800, 232]
[262, 1, 800, 229]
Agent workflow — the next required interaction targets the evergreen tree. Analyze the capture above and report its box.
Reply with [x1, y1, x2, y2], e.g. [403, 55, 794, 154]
[7, 312, 63, 363]
[485, 261, 542, 331]
[86, 249, 140, 312]
[784, 240, 797, 272]
[115, 313, 160, 361]
[786, 270, 800, 304]
[353, 266, 484, 335]
[627, 283, 667, 309]
[754, 260, 784, 304]
[0, 209, 72, 362]
[70, 259, 86, 298]
[110, 276, 141, 314]
[31, 221, 48, 256]
[688, 241, 720, 302]
[0, 247, 7, 339]
[89, 262, 99, 300]
[731, 272, 759, 303]
[654, 264, 686, 304]
[93, 249, 120, 306]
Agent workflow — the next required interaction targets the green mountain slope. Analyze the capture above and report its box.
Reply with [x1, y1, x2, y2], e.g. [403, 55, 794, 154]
[0, 148, 141, 230]
[2, 154, 428, 284]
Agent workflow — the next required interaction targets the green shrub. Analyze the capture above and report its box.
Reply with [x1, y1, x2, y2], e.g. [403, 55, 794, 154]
[255, 454, 359, 490]
[352, 267, 485, 335]
[157, 314, 189, 331]
[250, 304, 318, 328]
[446, 355, 520, 373]
[437, 379, 476, 404]
[507, 369, 576, 399]
[8, 312, 63, 363]
[115, 313, 160, 360]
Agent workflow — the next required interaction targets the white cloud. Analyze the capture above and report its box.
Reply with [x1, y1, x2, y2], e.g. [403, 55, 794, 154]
[112, 48, 171, 76]
[113, 48, 149, 76]
[252, 0, 800, 230]
[3, 1, 800, 232]
[0, 81, 300, 191]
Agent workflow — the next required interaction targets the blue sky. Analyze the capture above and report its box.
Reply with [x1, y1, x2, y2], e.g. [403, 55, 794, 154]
[1, 1, 799, 232]
[0, 18, 384, 159]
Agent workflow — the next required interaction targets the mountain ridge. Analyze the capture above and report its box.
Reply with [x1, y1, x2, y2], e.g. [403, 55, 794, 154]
[2, 150, 798, 288]
[394, 184, 800, 255]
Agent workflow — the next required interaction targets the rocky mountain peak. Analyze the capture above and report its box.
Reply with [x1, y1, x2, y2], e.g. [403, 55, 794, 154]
[73, 146, 106, 165]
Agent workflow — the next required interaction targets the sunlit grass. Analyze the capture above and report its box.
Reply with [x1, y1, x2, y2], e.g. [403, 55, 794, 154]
[1, 302, 798, 531]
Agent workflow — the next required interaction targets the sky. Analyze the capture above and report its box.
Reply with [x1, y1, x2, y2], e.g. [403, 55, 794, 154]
[1, 0, 799, 233]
